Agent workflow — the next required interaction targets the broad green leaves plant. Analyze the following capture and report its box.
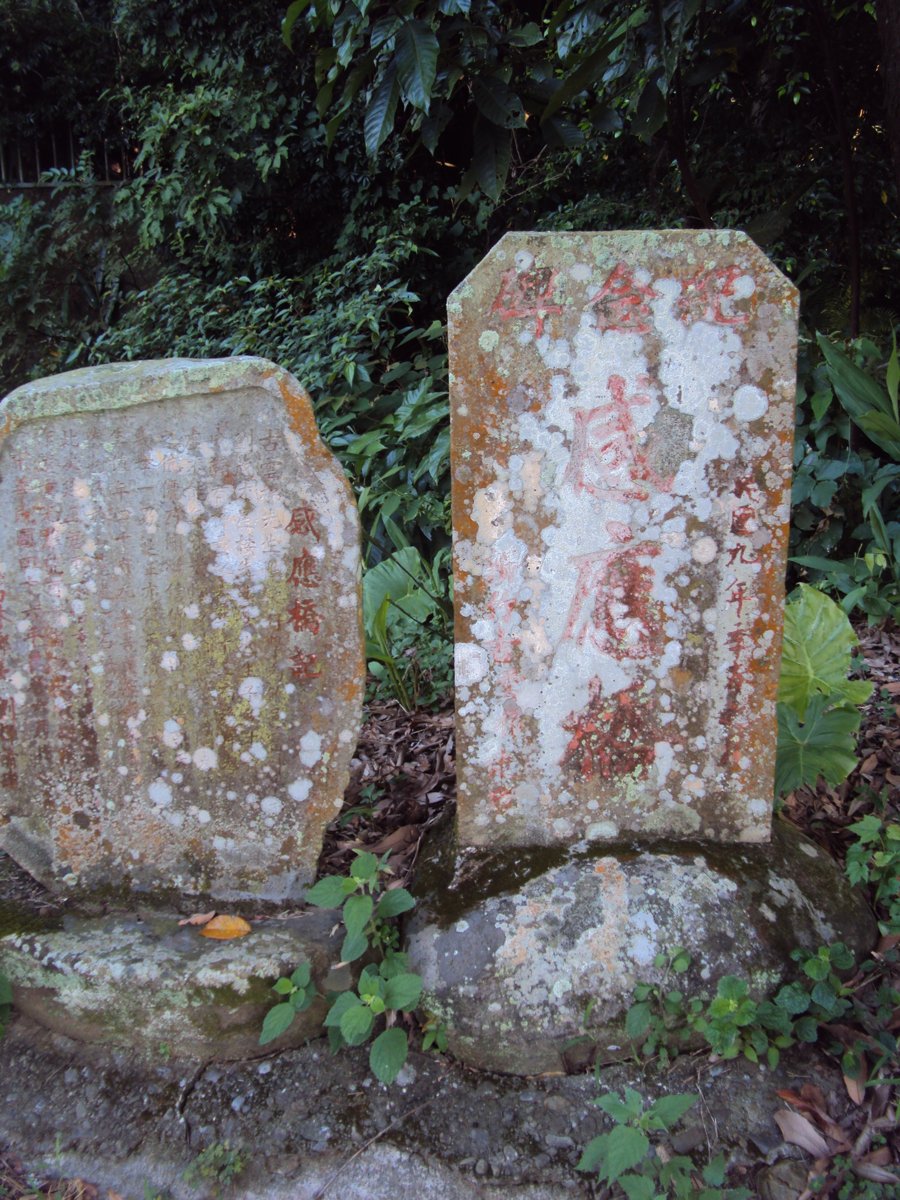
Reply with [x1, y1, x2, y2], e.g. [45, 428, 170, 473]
[791, 334, 900, 624]
[259, 850, 422, 1084]
[577, 1086, 751, 1200]
[817, 334, 900, 463]
[845, 810, 900, 935]
[622, 943, 890, 1080]
[775, 585, 872, 796]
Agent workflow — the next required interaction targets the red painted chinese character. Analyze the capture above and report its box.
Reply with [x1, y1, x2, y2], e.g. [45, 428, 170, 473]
[727, 544, 755, 566]
[729, 582, 748, 618]
[289, 650, 321, 680]
[288, 597, 321, 634]
[563, 543, 662, 657]
[491, 266, 564, 337]
[288, 504, 319, 538]
[288, 550, 320, 588]
[588, 263, 657, 334]
[564, 375, 670, 502]
[677, 265, 750, 327]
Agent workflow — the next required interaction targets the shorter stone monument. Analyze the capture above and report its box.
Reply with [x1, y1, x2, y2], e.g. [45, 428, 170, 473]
[0, 358, 366, 1056]
[0, 358, 364, 901]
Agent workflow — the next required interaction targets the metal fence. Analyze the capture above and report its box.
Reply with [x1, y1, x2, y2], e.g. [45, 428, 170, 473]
[0, 126, 133, 188]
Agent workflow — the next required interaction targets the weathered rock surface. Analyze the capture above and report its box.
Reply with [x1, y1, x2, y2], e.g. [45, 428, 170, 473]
[0, 908, 342, 1060]
[449, 230, 797, 847]
[0, 357, 364, 900]
[407, 821, 875, 1075]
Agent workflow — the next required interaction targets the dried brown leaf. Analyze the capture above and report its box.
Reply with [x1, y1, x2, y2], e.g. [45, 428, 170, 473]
[774, 1109, 832, 1158]
[177, 911, 216, 927]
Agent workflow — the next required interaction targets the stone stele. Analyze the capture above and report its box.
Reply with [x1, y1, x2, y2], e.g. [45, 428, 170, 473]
[449, 230, 797, 848]
[0, 358, 364, 900]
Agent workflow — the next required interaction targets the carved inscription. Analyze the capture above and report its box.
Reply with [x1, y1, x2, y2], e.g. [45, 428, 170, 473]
[451, 231, 797, 848]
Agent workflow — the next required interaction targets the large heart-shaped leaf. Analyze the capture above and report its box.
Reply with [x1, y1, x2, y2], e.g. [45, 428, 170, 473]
[775, 695, 861, 795]
[778, 585, 872, 717]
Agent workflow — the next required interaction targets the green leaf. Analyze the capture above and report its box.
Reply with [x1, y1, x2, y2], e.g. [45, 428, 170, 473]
[290, 962, 311, 988]
[376, 888, 416, 918]
[817, 333, 895, 421]
[778, 585, 873, 716]
[340, 930, 369, 963]
[306, 875, 352, 908]
[324, 991, 358, 1028]
[370, 1026, 409, 1083]
[343, 893, 374, 938]
[542, 36, 620, 122]
[594, 1093, 637, 1123]
[858, 411, 900, 461]
[383, 972, 423, 1011]
[351, 851, 380, 884]
[339, 1002, 375, 1046]
[282, 0, 312, 50]
[472, 118, 512, 202]
[395, 21, 439, 111]
[625, 1001, 651, 1040]
[774, 982, 811, 1015]
[801, 953, 831, 981]
[577, 1133, 609, 1173]
[775, 694, 861, 795]
[603, 1125, 650, 1182]
[364, 68, 400, 157]
[273, 977, 294, 995]
[506, 22, 543, 47]
[649, 1093, 697, 1129]
[887, 334, 899, 419]
[716, 976, 749, 1002]
[619, 1174, 656, 1200]
[472, 77, 526, 128]
[259, 1002, 295, 1045]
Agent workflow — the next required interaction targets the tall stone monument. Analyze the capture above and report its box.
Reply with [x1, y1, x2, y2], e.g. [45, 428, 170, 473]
[0, 357, 364, 901]
[449, 230, 796, 848]
[406, 232, 872, 1074]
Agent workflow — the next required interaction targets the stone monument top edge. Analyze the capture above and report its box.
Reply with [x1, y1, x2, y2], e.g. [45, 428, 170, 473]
[0, 356, 312, 443]
[448, 228, 798, 313]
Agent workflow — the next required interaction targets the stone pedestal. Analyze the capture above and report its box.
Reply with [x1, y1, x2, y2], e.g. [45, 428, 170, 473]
[407, 821, 875, 1075]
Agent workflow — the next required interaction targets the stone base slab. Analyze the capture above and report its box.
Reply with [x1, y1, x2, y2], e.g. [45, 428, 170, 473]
[0, 908, 343, 1060]
[407, 821, 876, 1075]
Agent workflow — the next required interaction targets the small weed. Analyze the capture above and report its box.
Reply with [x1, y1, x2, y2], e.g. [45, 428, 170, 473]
[577, 1086, 752, 1198]
[259, 849, 425, 1084]
[623, 940, 899, 1086]
[845, 808, 900, 934]
[183, 1142, 246, 1195]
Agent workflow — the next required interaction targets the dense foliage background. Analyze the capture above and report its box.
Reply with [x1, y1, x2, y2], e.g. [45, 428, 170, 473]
[1, 0, 898, 699]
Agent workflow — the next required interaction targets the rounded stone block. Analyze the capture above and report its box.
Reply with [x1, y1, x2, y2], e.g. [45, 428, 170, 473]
[0, 908, 342, 1060]
[407, 821, 875, 1075]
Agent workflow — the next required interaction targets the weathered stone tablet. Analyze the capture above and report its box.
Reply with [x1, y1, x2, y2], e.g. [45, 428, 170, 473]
[0, 358, 364, 899]
[449, 231, 797, 847]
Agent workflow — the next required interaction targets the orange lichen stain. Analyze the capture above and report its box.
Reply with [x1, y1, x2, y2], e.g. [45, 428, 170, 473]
[275, 374, 319, 445]
[669, 667, 693, 692]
